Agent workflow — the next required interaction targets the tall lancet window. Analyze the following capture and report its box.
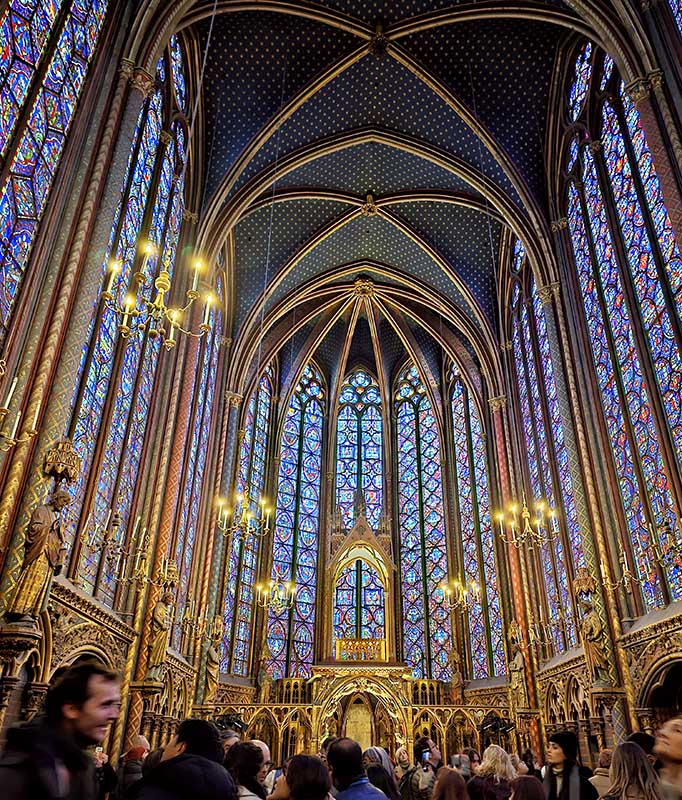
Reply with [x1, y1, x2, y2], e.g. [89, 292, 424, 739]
[450, 375, 505, 677]
[395, 364, 452, 680]
[565, 43, 682, 609]
[221, 365, 273, 675]
[172, 272, 223, 650]
[0, 0, 110, 340]
[510, 241, 584, 653]
[334, 559, 385, 641]
[66, 37, 188, 607]
[336, 369, 383, 529]
[267, 365, 324, 679]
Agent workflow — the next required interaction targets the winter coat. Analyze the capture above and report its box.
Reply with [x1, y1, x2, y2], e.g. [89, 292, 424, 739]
[466, 774, 513, 800]
[588, 768, 611, 798]
[399, 765, 437, 800]
[544, 763, 599, 800]
[129, 753, 235, 800]
[0, 714, 97, 800]
[116, 759, 144, 799]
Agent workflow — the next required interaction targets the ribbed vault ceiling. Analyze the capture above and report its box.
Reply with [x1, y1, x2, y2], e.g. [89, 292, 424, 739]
[179, 0, 581, 397]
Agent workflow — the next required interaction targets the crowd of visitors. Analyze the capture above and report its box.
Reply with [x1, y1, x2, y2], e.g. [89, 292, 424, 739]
[0, 661, 681, 800]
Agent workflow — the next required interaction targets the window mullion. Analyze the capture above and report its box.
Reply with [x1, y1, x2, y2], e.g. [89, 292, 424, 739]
[527, 296, 576, 650]
[515, 309, 559, 653]
[464, 387, 495, 674]
[66, 93, 152, 442]
[414, 400, 432, 678]
[68, 121, 170, 577]
[591, 137, 682, 532]
[575, 176, 671, 606]
[285, 395, 306, 675]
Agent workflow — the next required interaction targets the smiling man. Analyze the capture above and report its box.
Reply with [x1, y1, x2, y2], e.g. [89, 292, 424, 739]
[0, 659, 121, 800]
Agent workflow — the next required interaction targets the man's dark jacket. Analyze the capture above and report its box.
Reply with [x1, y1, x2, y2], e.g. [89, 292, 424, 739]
[0, 714, 96, 800]
[129, 753, 235, 800]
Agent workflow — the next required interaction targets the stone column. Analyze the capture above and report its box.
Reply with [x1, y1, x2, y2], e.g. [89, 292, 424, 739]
[0, 61, 153, 599]
[197, 392, 243, 693]
[625, 72, 682, 246]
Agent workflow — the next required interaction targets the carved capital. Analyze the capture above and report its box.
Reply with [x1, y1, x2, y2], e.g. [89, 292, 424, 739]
[130, 68, 154, 97]
[550, 217, 568, 233]
[220, 336, 232, 349]
[159, 130, 173, 146]
[588, 139, 602, 153]
[488, 395, 507, 412]
[120, 58, 136, 79]
[182, 209, 199, 224]
[225, 391, 243, 408]
[625, 77, 650, 106]
[648, 70, 664, 91]
[536, 282, 560, 306]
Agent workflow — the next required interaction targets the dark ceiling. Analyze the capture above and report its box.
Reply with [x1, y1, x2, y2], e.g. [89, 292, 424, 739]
[185, 0, 578, 396]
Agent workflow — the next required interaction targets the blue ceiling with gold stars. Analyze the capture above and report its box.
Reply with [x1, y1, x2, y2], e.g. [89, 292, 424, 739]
[186, 0, 577, 383]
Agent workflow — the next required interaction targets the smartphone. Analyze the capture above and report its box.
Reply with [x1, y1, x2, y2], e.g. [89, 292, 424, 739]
[95, 747, 103, 753]
[421, 750, 430, 771]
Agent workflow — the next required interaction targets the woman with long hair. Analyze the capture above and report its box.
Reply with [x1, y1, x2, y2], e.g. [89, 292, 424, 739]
[434, 767, 468, 800]
[601, 742, 664, 800]
[367, 764, 401, 800]
[465, 749, 482, 774]
[466, 745, 517, 800]
[226, 741, 267, 800]
[267, 754, 331, 800]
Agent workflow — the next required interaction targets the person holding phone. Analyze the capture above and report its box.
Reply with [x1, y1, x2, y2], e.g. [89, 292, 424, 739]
[399, 737, 441, 800]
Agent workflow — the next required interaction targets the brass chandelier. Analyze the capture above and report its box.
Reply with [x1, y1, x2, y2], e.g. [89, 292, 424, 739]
[255, 567, 297, 613]
[216, 491, 272, 540]
[496, 495, 559, 549]
[102, 244, 214, 350]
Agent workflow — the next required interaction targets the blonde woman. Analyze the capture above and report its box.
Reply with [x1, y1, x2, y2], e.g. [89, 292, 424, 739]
[466, 745, 517, 800]
[600, 742, 664, 800]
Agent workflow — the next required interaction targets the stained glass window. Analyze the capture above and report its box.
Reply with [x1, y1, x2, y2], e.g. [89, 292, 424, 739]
[172, 275, 223, 650]
[0, 0, 110, 338]
[450, 377, 505, 677]
[267, 365, 324, 679]
[0, 1, 66, 157]
[221, 366, 273, 674]
[565, 46, 682, 609]
[335, 370, 383, 529]
[667, 0, 682, 35]
[395, 364, 452, 680]
[66, 42, 189, 606]
[510, 244, 582, 651]
[333, 559, 385, 641]
[568, 42, 592, 122]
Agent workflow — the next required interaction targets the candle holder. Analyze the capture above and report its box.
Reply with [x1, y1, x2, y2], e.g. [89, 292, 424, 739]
[496, 494, 559, 549]
[437, 577, 480, 612]
[528, 613, 555, 648]
[102, 245, 215, 351]
[0, 397, 41, 452]
[650, 520, 682, 570]
[215, 491, 272, 541]
[601, 540, 641, 595]
[255, 568, 296, 613]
